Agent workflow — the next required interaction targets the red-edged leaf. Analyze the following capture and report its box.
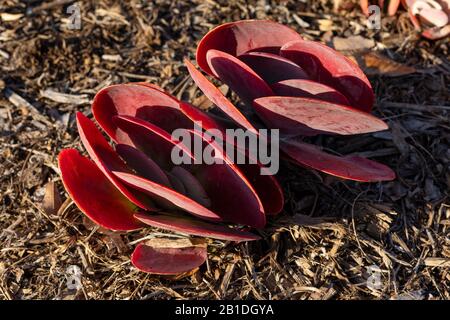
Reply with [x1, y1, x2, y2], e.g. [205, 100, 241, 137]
[115, 144, 171, 187]
[281, 39, 374, 112]
[360, 0, 370, 16]
[112, 171, 223, 222]
[135, 212, 260, 242]
[134, 82, 167, 92]
[170, 166, 211, 208]
[388, 0, 401, 16]
[253, 96, 388, 136]
[222, 131, 284, 215]
[184, 59, 258, 134]
[174, 107, 282, 215]
[92, 84, 190, 143]
[196, 19, 303, 75]
[415, 8, 448, 28]
[281, 140, 396, 182]
[271, 79, 350, 106]
[131, 242, 207, 274]
[421, 25, 450, 40]
[206, 49, 274, 106]
[184, 129, 266, 228]
[236, 162, 284, 215]
[76, 112, 156, 211]
[407, 7, 422, 30]
[113, 115, 193, 169]
[238, 51, 309, 84]
[166, 171, 187, 195]
[58, 149, 142, 231]
[179, 101, 227, 134]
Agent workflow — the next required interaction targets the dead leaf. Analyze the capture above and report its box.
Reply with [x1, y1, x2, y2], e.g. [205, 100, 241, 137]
[358, 52, 417, 77]
[425, 178, 442, 202]
[102, 233, 129, 253]
[42, 181, 62, 215]
[391, 122, 410, 158]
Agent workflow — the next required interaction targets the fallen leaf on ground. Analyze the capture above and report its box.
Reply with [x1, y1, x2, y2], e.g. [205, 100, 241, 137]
[357, 52, 417, 77]
[42, 181, 63, 216]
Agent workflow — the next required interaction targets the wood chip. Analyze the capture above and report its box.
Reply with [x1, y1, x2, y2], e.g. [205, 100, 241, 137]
[40, 89, 90, 105]
[145, 237, 207, 249]
[0, 13, 23, 22]
[423, 258, 450, 268]
[333, 36, 375, 52]
[102, 54, 123, 62]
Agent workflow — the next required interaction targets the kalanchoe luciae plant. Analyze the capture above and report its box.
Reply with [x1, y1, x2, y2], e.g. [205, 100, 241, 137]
[59, 20, 395, 275]
[360, 0, 450, 39]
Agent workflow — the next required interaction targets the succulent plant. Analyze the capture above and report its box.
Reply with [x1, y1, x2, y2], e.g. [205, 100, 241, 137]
[58, 20, 395, 275]
[360, 0, 450, 39]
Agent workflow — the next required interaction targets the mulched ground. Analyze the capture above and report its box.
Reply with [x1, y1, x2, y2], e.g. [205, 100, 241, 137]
[0, 0, 449, 300]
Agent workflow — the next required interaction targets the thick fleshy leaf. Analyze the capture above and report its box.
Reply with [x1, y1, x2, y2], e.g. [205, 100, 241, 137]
[281, 40, 374, 112]
[179, 122, 283, 215]
[180, 105, 267, 170]
[135, 105, 193, 134]
[170, 166, 211, 208]
[134, 82, 167, 92]
[196, 19, 303, 75]
[131, 242, 207, 274]
[271, 79, 350, 106]
[171, 116, 282, 215]
[360, 0, 370, 16]
[58, 149, 142, 231]
[113, 115, 193, 169]
[184, 59, 258, 134]
[406, 2, 450, 39]
[253, 96, 388, 136]
[388, 0, 401, 15]
[281, 140, 396, 182]
[112, 171, 222, 222]
[422, 24, 450, 39]
[221, 131, 284, 215]
[179, 101, 227, 134]
[236, 162, 284, 215]
[238, 51, 309, 84]
[181, 129, 266, 228]
[418, 8, 448, 27]
[409, 1, 448, 27]
[76, 112, 156, 210]
[407, 5, 423, 29]
[92, 84, 190, 144]
[206, 49, 274, 106]
[115, 144, 171, 187]
[166, 172, 187, 195]
[135, 212, 260, 241]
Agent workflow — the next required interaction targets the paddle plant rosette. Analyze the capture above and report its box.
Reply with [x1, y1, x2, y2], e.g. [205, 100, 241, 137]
[58, 20, 395, 275]
[360, 0, 450, 39]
